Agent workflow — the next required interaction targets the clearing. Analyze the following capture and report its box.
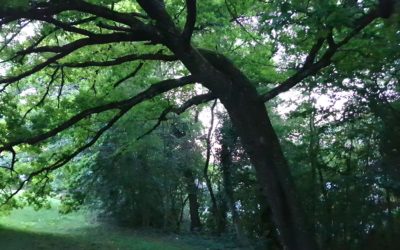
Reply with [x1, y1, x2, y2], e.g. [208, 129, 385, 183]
[0, 202, 232, 250]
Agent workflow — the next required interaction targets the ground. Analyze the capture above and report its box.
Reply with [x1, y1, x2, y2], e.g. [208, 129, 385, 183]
[0, 201, 236, 250]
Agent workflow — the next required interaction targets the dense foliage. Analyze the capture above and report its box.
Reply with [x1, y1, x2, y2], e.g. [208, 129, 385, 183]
[0, 0, 399, 249]
[60, 113, 204, 230]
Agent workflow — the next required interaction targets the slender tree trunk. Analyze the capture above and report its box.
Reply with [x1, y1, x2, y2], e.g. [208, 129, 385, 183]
[317, 165, 333, 248]
[177, 193, 188, 232]
[343, 137, 353, 246]
[385, 188, 395, 244]
[308, 105, 318, 237]
[203, 100, 226, 234]
[220, 132, 250, 247]
[183, 169, 202, 232]
[203, 166, 220, 232]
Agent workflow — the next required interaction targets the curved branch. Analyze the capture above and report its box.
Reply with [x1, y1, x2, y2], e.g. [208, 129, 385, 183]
[68, 0, 151, 30]
[96, 22, 132, 33]
[0, 0, 149, 30]
[137, 0, 178, 35]
[0, 33, 144, 87]
[0, 17, 98, 64]
[40, 17, 95, 37]
[182, 0, 197, 47]
[136, 106, 173, 140]
[224, 0, 264, 46]
[22, 67, 60, 119]
[0, 147, 17, 173]
[1, 108, 128, 206]
[16, 33, 141, 55]
[0, 21, 31, 52]
[261, 7, 386, 102]
[60, 53, 177, 68]
[0, 75, 196, 152]
[0, 2, 72, 25]
[303, 38, 325, 68]
[137, 92, 215, 140]
[113, 63, 144, 88]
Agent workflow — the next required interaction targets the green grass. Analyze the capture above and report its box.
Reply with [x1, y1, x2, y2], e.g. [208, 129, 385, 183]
[0, 201, 197, 250]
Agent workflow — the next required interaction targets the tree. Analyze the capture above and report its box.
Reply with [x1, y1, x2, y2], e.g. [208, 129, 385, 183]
[267, 51, 399, 249]
[59, 110, 204, 231]
[0, 0, 397, 249]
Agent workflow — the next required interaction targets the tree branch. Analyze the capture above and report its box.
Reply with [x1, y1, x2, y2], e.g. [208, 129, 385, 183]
[113, 63, 144, 88]
[1, 108, 128, 206]
[0, 33, 145, 88]
[0, 20, 31, 52]
[60, 53, 177, 68]
[0, 0, 148, 31]
[224, 0, 264, 46]
[0, 17, 98, 64]
[137, 92, 215, 140]
[137, 0, 178, 35]
[40, 17, 96, 37]
[261, 7, 385, 102]
[0, 75, 196, 152]
[96, 22, 132, 33]
[23, 67, 60, 119]
[0, 147, 17, 173]
[303, 38, 325, 68]
[182, 0, 197, 47]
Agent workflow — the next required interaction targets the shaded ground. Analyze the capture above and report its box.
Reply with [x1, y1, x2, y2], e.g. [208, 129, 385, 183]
[0, 203, 238, 250]
[0, 205, 189, 250]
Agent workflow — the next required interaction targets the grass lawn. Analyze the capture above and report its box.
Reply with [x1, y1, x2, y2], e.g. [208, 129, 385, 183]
[0, 201, 203, 250]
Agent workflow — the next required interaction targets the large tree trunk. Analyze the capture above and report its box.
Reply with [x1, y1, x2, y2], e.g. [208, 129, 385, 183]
[166, 42, 318, 249]
[198, 50, 317, 249]
[131, 2, 315, 243]
[221, 86, 317, 250]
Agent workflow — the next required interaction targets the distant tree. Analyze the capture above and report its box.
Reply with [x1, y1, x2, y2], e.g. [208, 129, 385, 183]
[59, 110, 204, 231]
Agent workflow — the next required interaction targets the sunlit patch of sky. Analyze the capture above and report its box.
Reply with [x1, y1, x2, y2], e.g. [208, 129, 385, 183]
[0, 22, 37, 76]
[20, 87, 37, 97]
[15, 22, 37, 42]
[275, 86, 363, 137]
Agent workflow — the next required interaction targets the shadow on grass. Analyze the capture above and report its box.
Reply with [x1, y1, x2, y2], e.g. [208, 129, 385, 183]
[0, 225, 110, 250]
[0, 205, 199, 250]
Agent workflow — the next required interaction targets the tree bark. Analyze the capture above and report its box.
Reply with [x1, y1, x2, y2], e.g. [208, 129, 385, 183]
[183, 169, 202, 232]
[221, 87, 317, 250]
[157, 26, 318, 248]
[175, 47, 318, 250]
[220, 135, 250, 247]
[203, 100, 225, 234]
[308, 104, 318, 237]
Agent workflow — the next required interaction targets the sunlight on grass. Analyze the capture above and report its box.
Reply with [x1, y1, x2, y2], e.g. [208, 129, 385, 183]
[0, 201, 92, 234]
[0, 201, 195, 250]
